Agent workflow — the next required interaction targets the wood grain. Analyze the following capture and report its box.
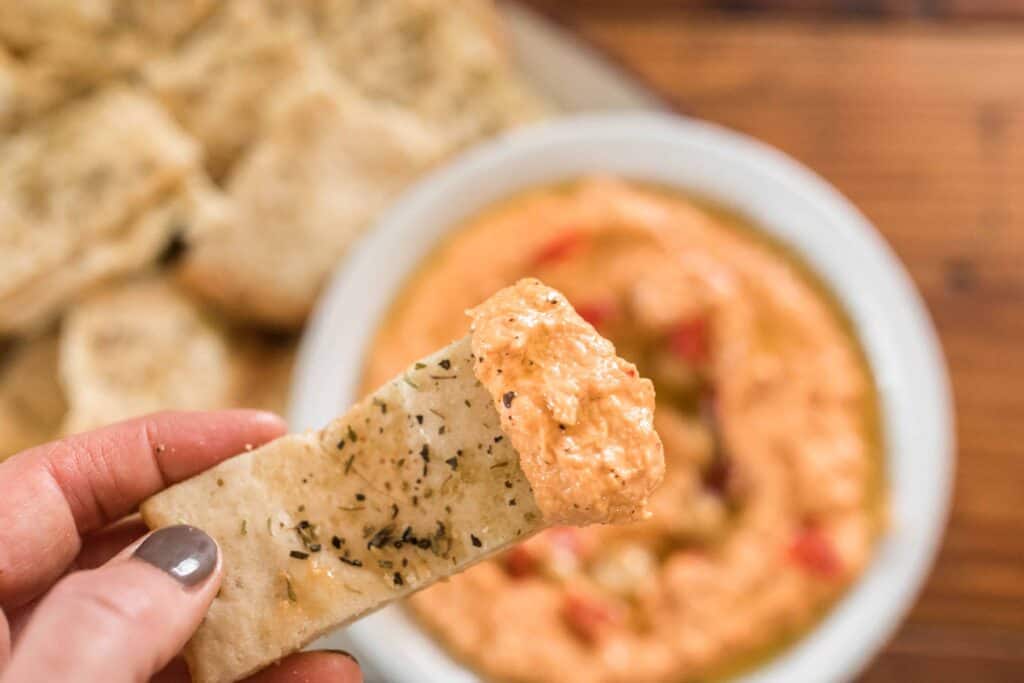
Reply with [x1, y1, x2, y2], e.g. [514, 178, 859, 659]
[522, 0, 1024, 21]
[521, 2, 1024, 680]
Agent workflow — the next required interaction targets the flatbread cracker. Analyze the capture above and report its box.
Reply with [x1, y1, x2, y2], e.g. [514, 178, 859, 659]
[0, 174, 228, 336]
[0, 47, 15, 131]
[178, 76, 443, 328]
[143, 1, 323, 178]
[59, 276, 296, 434]
[0, 43, 107, 134]
[309, 0, 548, 148]
[0, 332, 66, 460]
[0, 46, 48, 134]
[155, 0, 546, 161]
[0, 0, 216, 103]
[59, 277, 234, 434]
[0, 60, 79, 135]
[0, 0, 215, 53]
[0, 87, 199, 302]
[141, 280, 663, 683]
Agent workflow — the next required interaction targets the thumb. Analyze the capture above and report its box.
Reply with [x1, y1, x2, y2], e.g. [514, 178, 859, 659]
[2, 525, 221, 683]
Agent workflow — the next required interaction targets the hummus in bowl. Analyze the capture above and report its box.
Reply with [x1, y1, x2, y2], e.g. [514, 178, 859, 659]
[363, 178, 883, 683]
[291, 114, 953, 683]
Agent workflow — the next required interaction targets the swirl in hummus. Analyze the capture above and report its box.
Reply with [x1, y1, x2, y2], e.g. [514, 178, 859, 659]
[364, 178, 884, 683]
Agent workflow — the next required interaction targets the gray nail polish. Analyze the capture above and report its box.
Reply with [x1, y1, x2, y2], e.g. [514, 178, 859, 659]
[134, 525, 218, 587]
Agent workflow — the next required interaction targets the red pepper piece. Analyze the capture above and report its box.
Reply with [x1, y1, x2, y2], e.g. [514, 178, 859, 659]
[562, 592, 621, 643]
[503, 545, 538, 579]
[532, 230, 585, 267]
[788, 526, 841, 577]
[668, 317, 710, 364]
[575, 300, 617, 329]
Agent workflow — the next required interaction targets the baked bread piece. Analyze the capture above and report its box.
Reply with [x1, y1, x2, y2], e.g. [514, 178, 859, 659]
[307, 0, 547, 148]
[0, 174, 227, 336]
[0, 87, 199, 310]
[0, 0, 216, 55]
[144, 0, 542, 179]
[0, 45, 67, 134]
[0, 332, 66, 461]
[0, 0, 216, 112]
[142, 279, 664, 683]
[143, 0, 323, 178]
[177, 75, 443, 328]
[0, 46, 15, 132]
[0, 51, 109, 135]
[59, 277, 295, 434]
[59, 277, 234, 434]
[171, 0, 547, 329]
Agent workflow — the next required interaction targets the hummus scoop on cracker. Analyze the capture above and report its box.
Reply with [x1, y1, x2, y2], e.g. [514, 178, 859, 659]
[141, 278, 664, 683]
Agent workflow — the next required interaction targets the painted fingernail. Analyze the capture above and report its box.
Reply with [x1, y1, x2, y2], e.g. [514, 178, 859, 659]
[134, 525, 218, 587]
[242, 409, 288, 429]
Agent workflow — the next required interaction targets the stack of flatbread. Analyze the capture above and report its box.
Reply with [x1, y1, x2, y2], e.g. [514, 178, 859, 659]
[0, 0, 548, 460]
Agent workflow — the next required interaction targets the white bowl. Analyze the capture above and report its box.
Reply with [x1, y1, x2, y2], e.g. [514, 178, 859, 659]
[291, 113, 955, 683]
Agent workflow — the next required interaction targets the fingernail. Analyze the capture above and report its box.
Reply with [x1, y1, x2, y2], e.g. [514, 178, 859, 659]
[325, 649, 359, 665]
[246, 410, 288, 428]
[134, 525, 218, 587]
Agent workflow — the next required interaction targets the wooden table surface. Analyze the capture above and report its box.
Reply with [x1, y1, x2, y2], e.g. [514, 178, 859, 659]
[521, 2, 1024, 680]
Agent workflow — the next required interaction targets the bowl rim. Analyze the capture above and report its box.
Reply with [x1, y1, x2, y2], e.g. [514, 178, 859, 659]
[292, 112, 955, 683]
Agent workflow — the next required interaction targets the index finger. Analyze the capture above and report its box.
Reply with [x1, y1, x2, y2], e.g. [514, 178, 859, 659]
[0, 410, 286, 610]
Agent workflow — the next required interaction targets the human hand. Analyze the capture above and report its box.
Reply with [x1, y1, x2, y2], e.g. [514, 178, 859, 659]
[0, 410, 362, 683]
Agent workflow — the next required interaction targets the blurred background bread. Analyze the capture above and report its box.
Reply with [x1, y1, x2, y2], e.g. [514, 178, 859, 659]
[0, 0, 546, 448]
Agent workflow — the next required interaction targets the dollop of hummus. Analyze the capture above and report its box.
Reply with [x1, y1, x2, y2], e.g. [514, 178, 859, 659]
[468, 278, 664, 525]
